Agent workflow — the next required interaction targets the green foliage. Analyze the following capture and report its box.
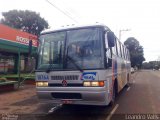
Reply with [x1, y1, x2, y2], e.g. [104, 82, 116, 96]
[142, 61, 160, 69]
[124, 37, 145, 68]
[0, 10, 49, 35]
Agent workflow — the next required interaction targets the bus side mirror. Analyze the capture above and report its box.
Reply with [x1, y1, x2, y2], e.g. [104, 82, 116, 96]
[28, 40, 32, 55]
[107, 32, 115, 47]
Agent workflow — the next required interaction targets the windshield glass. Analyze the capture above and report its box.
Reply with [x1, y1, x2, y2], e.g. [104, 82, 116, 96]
[37, 27, 104, 71]
[38, 32, 65, 70]
[66, 28, 103, 69]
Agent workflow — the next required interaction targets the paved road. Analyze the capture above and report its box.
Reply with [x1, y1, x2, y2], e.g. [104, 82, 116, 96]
[1, 70, 160, 120]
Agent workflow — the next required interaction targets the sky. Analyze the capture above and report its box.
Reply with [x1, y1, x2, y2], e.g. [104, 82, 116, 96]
[0, 0, 160, 62]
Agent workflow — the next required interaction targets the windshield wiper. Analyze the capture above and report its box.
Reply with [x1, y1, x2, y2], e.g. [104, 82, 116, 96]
[46, 60, 54, 73]
[66, 55, 83, 73]
[65, 45, 83, 73]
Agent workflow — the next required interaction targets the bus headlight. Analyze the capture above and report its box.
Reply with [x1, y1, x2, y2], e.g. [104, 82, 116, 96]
[83, 81, 104, 87]
[83, 82, 91, 86]
[91, 82, 99, 86]
[36, 81, 48, 87]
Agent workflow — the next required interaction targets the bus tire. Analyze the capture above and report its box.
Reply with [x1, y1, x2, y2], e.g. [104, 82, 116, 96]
[109, 81, 117, 106]
[125, 74, 130, 87]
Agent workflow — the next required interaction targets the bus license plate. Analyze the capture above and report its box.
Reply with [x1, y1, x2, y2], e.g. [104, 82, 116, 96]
[62, 100, 72, 104]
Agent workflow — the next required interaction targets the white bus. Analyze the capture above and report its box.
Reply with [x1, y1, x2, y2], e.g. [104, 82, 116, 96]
[35, 24, 131, 106]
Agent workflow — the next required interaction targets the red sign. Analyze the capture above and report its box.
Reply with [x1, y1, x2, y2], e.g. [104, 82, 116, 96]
[0, 24, 38, 47]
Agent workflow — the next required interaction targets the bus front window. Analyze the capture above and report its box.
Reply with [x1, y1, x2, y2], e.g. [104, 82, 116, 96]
[66, 28, 104, 69]
[38, 32, 65, 70]
[37, 27, 104, 71]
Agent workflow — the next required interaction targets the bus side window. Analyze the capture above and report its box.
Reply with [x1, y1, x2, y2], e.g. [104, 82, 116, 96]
[125, 47, 128, 60]
[121, 44, 124, 59]
[124, 47, 126, 59]
[128, 50, 130, 60]
[123, 46, 126, 59]
[115, 39, 118, 56]
[105, 33, 112, 67]
[112, 39, 116, 55]
[119, 42, 123, 58]
[116, 40, 121, 57]
[127, 49, 129, 60]
[127, 50, 129, 60]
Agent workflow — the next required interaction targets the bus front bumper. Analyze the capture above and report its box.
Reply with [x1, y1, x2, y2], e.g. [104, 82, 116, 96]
[36, 87, 111, 106]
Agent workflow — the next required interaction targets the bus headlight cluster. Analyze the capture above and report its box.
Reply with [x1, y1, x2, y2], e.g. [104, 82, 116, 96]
[83, 81, 104, 87]
[36, 81, 48, 87]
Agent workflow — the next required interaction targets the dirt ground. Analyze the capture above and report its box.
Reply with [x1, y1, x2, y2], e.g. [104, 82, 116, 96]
[0, 85, 40, 114]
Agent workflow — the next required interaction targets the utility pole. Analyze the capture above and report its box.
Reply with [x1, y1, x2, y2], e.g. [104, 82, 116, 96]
[119, 29, 131, 40]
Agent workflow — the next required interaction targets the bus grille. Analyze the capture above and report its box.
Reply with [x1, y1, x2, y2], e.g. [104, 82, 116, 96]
[51, 75, 79, 80]
[48, 83, 83, 87]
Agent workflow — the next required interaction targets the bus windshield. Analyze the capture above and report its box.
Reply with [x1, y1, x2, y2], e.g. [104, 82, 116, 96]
[38, 27, 104, 71]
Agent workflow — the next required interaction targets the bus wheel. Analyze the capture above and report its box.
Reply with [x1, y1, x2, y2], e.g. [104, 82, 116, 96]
[109, 84, 116, 106]
[125, 74, 130, 87]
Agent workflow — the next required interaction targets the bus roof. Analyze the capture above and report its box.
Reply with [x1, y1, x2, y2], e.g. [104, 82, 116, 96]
[41, 23, 110, 34]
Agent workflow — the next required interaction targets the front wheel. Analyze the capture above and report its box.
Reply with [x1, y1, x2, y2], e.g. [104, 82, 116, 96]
[125, 74, 130, 87]
[109, 85, 116, 106]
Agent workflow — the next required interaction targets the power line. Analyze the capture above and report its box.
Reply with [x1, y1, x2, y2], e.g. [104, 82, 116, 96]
[45, 0, 78, 23]
[52, 0, 79, 20]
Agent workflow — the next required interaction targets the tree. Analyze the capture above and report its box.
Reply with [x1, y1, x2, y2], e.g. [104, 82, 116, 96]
[0, 10, 49, 35]
[142, 61, 160, 69]
[124, 37, 145, 68]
